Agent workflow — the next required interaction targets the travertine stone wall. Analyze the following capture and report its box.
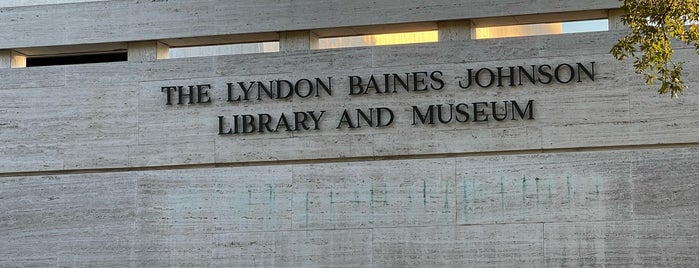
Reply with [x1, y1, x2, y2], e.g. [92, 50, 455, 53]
[2, 0, 699, 267]
[2, 147, 699, 267]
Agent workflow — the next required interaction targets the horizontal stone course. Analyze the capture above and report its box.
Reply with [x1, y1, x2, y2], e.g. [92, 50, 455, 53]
[2, 148, 698, 266]
[3, 32, 699, 173]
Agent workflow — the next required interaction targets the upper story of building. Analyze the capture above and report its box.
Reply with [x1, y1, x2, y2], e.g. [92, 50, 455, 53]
[7, 1, 673, 175]
[0, 0, 623, 68]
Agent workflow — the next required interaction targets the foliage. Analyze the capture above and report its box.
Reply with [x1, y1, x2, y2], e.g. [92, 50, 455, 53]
[610, 0, 699, 97]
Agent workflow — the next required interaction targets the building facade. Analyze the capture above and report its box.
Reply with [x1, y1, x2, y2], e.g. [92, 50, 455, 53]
[2, 1, 699, 267]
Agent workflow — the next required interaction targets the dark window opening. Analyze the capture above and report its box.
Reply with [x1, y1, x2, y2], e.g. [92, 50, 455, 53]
[26, 51, 127, 67]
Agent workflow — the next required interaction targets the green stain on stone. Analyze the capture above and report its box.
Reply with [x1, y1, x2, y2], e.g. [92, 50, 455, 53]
[500, 176, 505, 219]
[444, 183, 449, 209]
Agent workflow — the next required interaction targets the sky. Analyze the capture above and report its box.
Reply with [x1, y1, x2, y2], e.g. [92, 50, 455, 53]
[562, 19, 609, 33]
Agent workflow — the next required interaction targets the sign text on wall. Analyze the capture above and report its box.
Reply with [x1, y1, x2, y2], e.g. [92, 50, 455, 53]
[158, 62, 595, 135]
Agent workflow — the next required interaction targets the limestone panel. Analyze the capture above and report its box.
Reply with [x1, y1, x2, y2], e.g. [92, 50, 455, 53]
[372, 223, 544, 267]
[134, 232, 214, 267]
[291, 159, 456, 230]
[0, 173, 137, 267]
[209, 231, 277, 267]
[456, 151, 634, 225]
[133, 166, 294, 266]
[630, 147, 699, 221]
[63, 143, 131, 169]
[129, 141, 215, 167]
[136, 166, 294, 235]
[0, 144, 63, 172]
[453, 147, 699, 226]
[545, 220, 699, 267]
[137, 77, 244, 145]
[214, 134, 355, 163]
[371, 126, 542, 156]
[628, 48, 699, 145]
[270, 229, 373, 267]
[137, 228, 372, 267]
[64, 57, 216, 85]
[0, 66, 65, 90]
[0, 81, 138, 172]
[0, 258, 57, 268]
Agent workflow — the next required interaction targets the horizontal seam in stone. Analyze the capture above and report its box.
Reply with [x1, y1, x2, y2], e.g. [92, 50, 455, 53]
[2, 141, 699, 178]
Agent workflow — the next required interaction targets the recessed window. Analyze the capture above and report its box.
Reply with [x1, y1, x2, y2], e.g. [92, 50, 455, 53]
[168, 42, 279, 58]
[318, 30, 438, 49]
[475, 19, 609, 39]
[475, 23, 563, 39]
[26, 51, 127, 67]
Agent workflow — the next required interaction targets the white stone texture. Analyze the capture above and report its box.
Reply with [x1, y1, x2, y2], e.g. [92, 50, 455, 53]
[1, 1, 698, 267]
[2, 148, 699, 266]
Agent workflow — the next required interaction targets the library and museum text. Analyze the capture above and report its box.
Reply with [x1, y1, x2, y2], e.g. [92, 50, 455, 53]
[157, 62, 595, 135]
